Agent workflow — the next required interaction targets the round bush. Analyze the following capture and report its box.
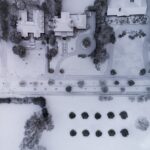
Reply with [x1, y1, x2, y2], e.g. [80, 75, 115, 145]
[110, 69, 117, 75]
[77, 80, 85, 88]
[114, 81, 119, 85]
[82, 37, 91, 48]
[120, 129, 129, 137]
[95, 130, 102, 137]
[128, 80, 135, 86]
[108, 129, 116, 136]
[82, 130, 90, 137]
[95, 113, 101, 120]
[70, 130, 77, 137]
[60, 69, 65, 74]
[66, 86, 72, 93]
[119, 111, 128, 119]
[140, 68, 146, 76]
[107, 112, 115, 119]
[12, 45, 26, 58]
[81, 112, 89, 119]
[69, 112, 76, 119]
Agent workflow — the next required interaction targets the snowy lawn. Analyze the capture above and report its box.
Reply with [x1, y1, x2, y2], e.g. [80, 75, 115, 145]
[0, 41, 10, 77]
[0, 40, 47, 79]
[41, 96, 150, 150]
[60, 56, 108, 75]
[111, 35, 145, 76]
[0, 104, 40, 150]
[62, 0, 95, 13]
[6, 43, 47, 78]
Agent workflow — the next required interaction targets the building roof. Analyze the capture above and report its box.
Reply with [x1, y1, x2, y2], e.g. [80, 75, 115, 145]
[53, 12, 87, 37]
[107, 0, 147, 16]
[17, 9, 44, 37]
[71, 14, 87, 29]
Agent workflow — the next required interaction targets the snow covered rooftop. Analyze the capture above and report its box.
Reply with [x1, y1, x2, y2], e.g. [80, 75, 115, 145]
[17, 9, 44, 38]
[53, 12, 87, 37]
[54, 12, 74, 37]
[107, 0, 147, 16]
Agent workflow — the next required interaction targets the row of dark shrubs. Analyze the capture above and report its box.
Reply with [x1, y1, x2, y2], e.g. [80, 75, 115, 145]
[0, 97, 45, 107]
[70, 129, 129, 137]
[0, 97, 49, 119]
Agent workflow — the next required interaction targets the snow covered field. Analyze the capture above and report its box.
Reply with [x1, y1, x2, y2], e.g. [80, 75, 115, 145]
[40, 96, 150, 150]
[0, 104, 40, 150]
[107, 24, 148, 76]
[0, 97, 150, 150]
[111, 37, 145, 75]
[60, 56, 108, 75]
[0, 41, 47, 78]
[7, 43, 47, 78]
[62, 0, 95, 13]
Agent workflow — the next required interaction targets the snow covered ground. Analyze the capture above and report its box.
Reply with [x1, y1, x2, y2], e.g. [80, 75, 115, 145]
[60, 56, 108, 75]
[0, 0, 150, 149]
[0, 104, 40, 150]
[107, 24, 148, 76]
[62, 0, 95, 13]
[0, 40, 47, 79]
[0, 97, 150, 150]
[7, 42, 47, 78]
[40, 96, 150, 150]
[111, 36, 145, 75]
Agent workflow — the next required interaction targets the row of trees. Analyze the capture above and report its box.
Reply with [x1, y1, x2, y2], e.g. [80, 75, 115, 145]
[88, 0, 116, 65]
[20, 112, 53, 150]
[0, 0, 10, 40]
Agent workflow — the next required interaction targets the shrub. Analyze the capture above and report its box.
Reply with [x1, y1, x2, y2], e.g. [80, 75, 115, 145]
[77, 80, 85, 88]
[42, 108, 49, 119]
[136, 117, 150, 131]
[120, 129, 129, 137]
[10, 15, 18, 28]
[66, 86, 72, 93]
[46, 48, 58, 59]
[139, 68, 146, 76]
[12, 45, 26, 58]
[48, 68, 54, 73]
[9, 31, 22, 44]
[48, 79, 55, 85]
[110, 69, 117, 75]
[114, 80, 119, 85]
[128, 80, 135, 86]
[0, 98, 11, 104]
[32, 97, 46, 108]
[60, 69, 64, 74]
[82, 37, 91, 48]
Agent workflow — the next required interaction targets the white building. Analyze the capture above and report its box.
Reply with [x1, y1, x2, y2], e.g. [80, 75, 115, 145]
[17, 9, 44, 38]
[107, 0, 147, 16]
[53, 12, 87, 37]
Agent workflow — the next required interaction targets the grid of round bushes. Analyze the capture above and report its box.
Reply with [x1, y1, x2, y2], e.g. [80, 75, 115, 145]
[69, 129, 129, 137]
